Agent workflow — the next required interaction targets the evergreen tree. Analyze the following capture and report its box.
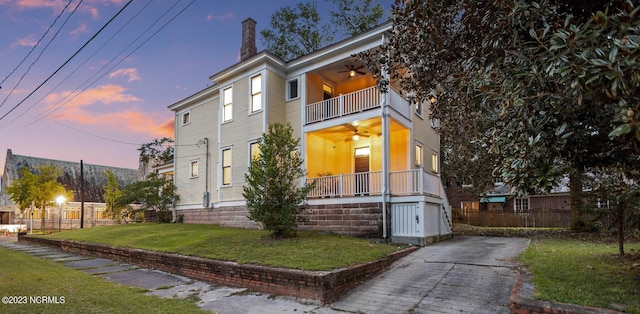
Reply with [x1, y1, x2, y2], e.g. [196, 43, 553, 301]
[243, 123, 315, 238]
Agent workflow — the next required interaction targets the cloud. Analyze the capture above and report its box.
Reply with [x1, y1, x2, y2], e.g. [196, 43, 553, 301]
[109, 68, 140, 82]
[68, 22, 89, 41]
[206, 12, 234, 21]
[11, 0, 123, 19]
[45, 84, 173, 138]
[11, 34, 37, 47]
[13, 0, 68, 11]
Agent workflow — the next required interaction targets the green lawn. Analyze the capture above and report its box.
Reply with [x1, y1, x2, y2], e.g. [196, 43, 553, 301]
[518, 238, 640, 313]
[40, 223, 404, 271]
[0, 247, 209, 314]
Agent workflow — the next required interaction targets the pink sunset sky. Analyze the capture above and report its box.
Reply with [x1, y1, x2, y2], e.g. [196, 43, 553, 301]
[0, 0, 393, 173]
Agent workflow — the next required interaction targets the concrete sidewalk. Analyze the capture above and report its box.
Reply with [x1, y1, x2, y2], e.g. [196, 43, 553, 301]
[0, 235, 530, 313]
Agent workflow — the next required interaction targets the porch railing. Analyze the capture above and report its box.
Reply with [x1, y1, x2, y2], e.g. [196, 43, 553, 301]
[305, 86, 381, 124]
[307, 168, 442, 198]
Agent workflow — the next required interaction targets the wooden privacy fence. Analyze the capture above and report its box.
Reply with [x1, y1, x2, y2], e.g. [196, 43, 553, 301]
[454, 208, 572, 228]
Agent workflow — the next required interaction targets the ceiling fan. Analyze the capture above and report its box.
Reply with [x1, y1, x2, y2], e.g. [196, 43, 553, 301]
[347, 129, 370, 141]
[338, 65, 366, 78]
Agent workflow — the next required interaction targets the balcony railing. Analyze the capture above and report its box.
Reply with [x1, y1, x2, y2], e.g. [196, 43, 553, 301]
[305, 86, 381, 124]
[306, 168, 442, 198]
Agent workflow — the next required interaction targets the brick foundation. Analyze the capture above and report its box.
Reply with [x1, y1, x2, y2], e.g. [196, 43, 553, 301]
[19, 236, 417, 304]
[178, 206, 258, 229]
[301, 202, 383, 237]
[176, 203, 383, 238]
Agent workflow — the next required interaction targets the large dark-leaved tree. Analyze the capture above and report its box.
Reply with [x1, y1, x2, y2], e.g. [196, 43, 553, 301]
[359, 0, 640, 238]
[243, 123, 315, 238]
[261, 0, 386, 61]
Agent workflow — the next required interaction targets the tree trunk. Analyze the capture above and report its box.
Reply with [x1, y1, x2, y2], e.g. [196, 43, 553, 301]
[40, 206, 45, 233]
[618, 201, 626, 256]
[569, 168, 584, 232]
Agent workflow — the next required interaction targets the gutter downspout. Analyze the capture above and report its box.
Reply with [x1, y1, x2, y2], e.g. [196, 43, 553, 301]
[203, 137, 210, 208]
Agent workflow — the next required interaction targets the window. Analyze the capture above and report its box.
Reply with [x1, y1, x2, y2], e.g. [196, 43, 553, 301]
[430, 118, 440, 129]
[514, 198, 529, 211]
[461, 201, 479, 211]
[190, 160, 199, 178]
[223, 87, 233, 122]
[355, 147, 370, 156]
[431, 153, 439, 172]
[597, 198, 610, 209]
[249, 142, 261, 162]
[251, 74, 262, 112]
[415, 144, 423, 166]
[287, 78, 299, 100]
[323, 83, 333, 100]
[182, 111, 190, 125]
[415, 101, 423, 117]
[222, 148, 232, 185]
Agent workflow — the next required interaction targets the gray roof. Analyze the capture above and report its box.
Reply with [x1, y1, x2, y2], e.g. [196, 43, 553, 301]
[1, 149, 138, 205]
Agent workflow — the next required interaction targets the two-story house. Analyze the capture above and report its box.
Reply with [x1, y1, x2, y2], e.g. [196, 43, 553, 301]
[168, 19, 451, 245]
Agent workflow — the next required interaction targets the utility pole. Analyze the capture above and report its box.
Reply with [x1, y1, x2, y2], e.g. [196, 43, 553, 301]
[80, 160, 85, 228]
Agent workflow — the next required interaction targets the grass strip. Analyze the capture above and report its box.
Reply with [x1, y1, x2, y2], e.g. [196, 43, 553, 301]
[518, 238, 640, 313]
[41, 223, 404, 271]
[0, 247, 209, 314]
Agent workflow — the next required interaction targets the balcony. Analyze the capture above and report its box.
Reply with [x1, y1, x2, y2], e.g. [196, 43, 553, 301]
[306, 169, 443, 198]
[305, 86, 381, 124]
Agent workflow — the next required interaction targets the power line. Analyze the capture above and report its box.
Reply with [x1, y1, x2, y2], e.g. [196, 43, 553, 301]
[47, 117, 199, 148]
[0, 0, 134, 124]
[25, 0, 184, 127]
[0, 0, 79, 110]
[17, 0, 156, 129]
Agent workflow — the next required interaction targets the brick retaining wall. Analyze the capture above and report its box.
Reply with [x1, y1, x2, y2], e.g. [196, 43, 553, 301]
[19, 236, 417, 304]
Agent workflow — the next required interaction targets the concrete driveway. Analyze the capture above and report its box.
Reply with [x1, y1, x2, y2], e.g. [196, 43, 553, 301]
[331, 236, 531, 314]
[1, 235, 530, 314]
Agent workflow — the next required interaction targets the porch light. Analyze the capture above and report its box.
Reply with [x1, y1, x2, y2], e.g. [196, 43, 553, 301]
[430, 96, 437, 104]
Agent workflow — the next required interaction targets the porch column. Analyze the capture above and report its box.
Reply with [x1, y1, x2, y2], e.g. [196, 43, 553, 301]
[381, 43, 391, 239]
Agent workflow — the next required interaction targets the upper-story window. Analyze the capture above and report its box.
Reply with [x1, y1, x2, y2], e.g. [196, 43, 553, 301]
[415, 143, 423, 167]
[287, 78, 299, 100]
[251, 74, 262, 112]
[182, 111, 190, 125]
[431, 153, 439, 173]
[189, 160, 199, 178]
[223, 86, 233, 122]
[415, 101, 423, 117]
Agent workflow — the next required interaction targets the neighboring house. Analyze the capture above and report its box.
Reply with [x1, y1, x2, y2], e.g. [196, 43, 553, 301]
[447, 177, 571, 213]
[0, 149, 138, 227]
[168, 19, 451, 245]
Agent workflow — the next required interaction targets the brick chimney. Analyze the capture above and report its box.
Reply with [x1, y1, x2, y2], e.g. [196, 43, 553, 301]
[240, 18, 257, 61]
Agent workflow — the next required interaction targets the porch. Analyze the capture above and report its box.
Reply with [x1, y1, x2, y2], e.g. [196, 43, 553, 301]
[306, 168, 444, 199]
[305, 86, 411, 125]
